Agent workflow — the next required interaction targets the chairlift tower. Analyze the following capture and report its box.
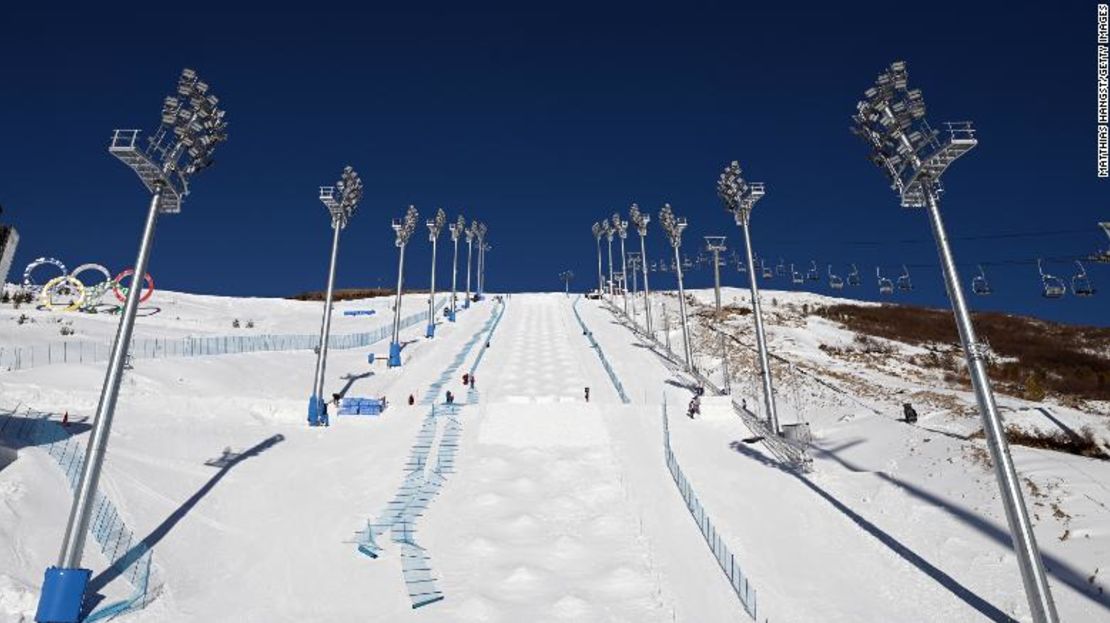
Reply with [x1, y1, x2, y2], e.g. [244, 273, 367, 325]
[629, 204, 653, 336]
[388, 206, 419, 367]
[447, 215, 465, 321]
[717, 161, 780, 435]
[425, 208, 446, 338]
[853, 60, 1057, 623]
[480, 242, 491, 295]
[39, 68, 228, 623]
[612, 213, 630, 316]
[659, 204, 693, 370]
[705, 235, 731, 394]
[308, 167, 364, 427]
[627, 252, 641, 317]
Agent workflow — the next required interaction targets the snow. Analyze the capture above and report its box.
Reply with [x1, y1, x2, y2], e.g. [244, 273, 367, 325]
[1, 288, 1107, 622]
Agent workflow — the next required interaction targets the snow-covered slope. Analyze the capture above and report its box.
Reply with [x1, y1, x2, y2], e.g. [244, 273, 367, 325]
[1, 289, 1107, 622]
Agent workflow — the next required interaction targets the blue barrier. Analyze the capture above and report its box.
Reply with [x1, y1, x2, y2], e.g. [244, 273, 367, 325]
[662, 399, 758, 619]
[1, 297, 447, 372]
[0, 407, 156, 621]
[570, 296, 631, 403]
[356, 301, 506, 609]
[338, 397, 385, 416]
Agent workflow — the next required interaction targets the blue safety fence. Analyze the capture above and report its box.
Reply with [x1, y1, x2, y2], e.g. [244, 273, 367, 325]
[571, 296, 631, 403]
[0, 297, 447, 372]
[0, 407, 156, 621]
[662, 399, 758, 620]
[356, 300, 505, 609]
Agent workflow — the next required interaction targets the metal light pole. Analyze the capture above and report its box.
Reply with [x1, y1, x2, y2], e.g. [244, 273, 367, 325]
[705, 235, 730, 394]
[308, 167, 364, 427]
[559, 270, 574, 296]
[630, 204, 653, 336]
[464, 221, 476, 309]
[425, 208, 446, 338]
[447, 215, 464, 321]
[604, 221, 615, 297]
[592, 221, 605, 295]
[388, 205, 419, 367]
[480, 242, 491, 295]
[853, 60, 1057, 622]
[612, 213, 629, 316]
[38, 68, 228, 623]
[474, 222, 487, 300]
[659, 204, 693, 369]
[627, 253, 640, 321]
[718, 161, 779, 434]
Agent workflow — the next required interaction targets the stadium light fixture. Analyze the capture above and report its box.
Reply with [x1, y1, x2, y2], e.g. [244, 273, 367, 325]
[447, 214, 465, 321]
[388, 205, 419, 367]
[658, 204, 693, 369]
[853, 60, 1057, 623]
[717, 160, 779, 434]
[464, 221, 477, 308]
[612, 213, 630, 316]
[40, 67, 228, 623]
[474, 222, 488, 299]
[591, 221, 605, 296]
[425, 208, 447, 338]
[629, 204, 653, 336]
[308, 165, 363, 427]
[559, 270, 574, 296]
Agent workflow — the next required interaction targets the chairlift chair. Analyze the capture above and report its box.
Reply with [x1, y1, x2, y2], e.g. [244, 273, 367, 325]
[897, 265, 913, 292]
[790, 263, 805, 285]
[971, 265, 992, 296]
[1072, 260, 1095, 297]
[761, 259, 774, 280]
[807, 260, 820, 281]
[847, 264, 861, 287]
[1038, 259, 1066, 299]
[776, 258, 787, 277]
[828, 265, 844, 290]
[877, 267, 894, 295]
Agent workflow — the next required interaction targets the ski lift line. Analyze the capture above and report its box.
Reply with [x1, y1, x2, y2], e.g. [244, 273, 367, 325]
[756, 227, 1094, 248]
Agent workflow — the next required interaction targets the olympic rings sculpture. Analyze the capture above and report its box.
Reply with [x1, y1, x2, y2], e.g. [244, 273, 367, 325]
[112, 269, 155, 304]
[21, 258, 156, 312]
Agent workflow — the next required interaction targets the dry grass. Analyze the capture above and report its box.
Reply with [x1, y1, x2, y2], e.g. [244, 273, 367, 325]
[815, 304, 1110, 402]
[288, 287, 429, 302]
[969, 425, 1109, 460]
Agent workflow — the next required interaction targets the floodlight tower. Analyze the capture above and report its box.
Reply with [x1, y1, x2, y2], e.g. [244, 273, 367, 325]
[659, 204, 693, 369]
[474, 222, 488, 300]
[38, 67, 228, 623]
[591, 222, 605, 295]
[388, 205, 419, 367]
[717, 161, 779, 434]
[464, 221, 477, 308]
[425, 208, 446, 338]
[604, 220, 616, 297]
[559, 270, 574, 296]
[853, 61, 1057, 623]
[447, 215, 465, 321]
[612, 213, 630, 315]
[480, 242, 491, 294]
[308, 166, 364, 427]
[629, 204, 653, 335]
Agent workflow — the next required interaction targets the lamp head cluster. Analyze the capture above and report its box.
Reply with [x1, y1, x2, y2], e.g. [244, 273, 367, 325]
[157, 68, 229, 181]
[393, 205, 420, 247]
[449, 214, 466, 240]
[852, 60, 976, 207]
[717, 161, 765, 224]
[592, 221, 604, 241]
[427, 207, 447, 241]
[658, 203, 687, 249]
[629, 203, 651, 235]
[474, 221, 488, 243]
[611, 213, 628, 239]
[559, 270, 574, 282]
[320, 165, 363, 228]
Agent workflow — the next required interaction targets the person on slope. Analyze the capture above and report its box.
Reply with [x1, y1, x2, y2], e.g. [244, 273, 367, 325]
[408, 394, 415, 406]
[584, 387, 590, 402]
[463, 373, 470, 386]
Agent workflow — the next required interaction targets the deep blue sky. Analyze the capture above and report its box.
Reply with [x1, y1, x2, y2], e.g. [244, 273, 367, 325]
[1, 2, 1106, 325]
